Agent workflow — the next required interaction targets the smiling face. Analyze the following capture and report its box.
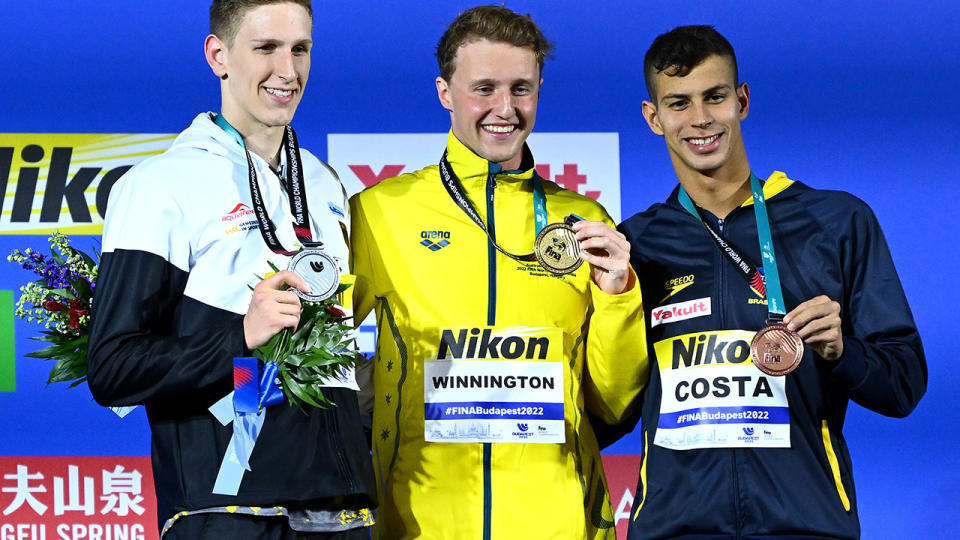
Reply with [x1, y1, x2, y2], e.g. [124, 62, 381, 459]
[436, 38, 540, 170]
[642, 54, 750, 182]
[206, 2, 312, 138]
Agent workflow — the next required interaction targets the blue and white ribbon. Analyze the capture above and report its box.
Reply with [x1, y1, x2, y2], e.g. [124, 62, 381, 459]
[209, 357, 284, 496]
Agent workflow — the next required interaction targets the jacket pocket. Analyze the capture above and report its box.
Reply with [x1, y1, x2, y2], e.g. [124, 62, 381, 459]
[820, 419, 851, 511]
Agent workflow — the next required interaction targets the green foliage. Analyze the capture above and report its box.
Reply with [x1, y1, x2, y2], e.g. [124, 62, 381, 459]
[253, 282, 359, 410]
[25, 331, 89, 387]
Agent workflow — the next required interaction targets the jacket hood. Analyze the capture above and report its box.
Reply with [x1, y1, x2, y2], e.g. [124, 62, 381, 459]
[169, 113, 249, 166]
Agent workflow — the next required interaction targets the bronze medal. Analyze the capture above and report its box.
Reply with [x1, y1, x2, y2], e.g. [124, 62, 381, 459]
[750, 322, 804, 376]
[534, 222, 583, 275]
[288, 248, 340, 302]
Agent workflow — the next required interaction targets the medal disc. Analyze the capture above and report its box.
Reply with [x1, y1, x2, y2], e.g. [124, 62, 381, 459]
[288, 249, 340, 302]
[750, 322, 804, 376]
[534, 222, 583, 275]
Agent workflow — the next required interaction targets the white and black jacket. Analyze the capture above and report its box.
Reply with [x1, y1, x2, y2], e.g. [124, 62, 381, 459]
[88, 113, 375, 526]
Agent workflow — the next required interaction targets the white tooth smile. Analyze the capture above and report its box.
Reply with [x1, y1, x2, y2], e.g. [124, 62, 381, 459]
[483, 125, 516, 133]
[266, 88, 293, 97]
[688, 134, 719, 146]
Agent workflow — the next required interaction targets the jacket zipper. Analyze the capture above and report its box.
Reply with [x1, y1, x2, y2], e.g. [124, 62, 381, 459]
[718, 218, 741, 537]
[483, 169, 498, 540]
[327, 396, 355, 490]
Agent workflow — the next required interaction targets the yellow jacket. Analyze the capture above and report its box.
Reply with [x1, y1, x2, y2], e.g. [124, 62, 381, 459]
[350, 133, 648, 539]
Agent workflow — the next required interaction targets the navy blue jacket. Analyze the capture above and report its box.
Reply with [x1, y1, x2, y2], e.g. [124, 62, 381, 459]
[617, 173, 926, 539]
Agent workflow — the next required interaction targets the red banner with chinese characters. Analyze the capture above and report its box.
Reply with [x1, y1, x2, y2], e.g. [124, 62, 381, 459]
[0, 457, 157, 540]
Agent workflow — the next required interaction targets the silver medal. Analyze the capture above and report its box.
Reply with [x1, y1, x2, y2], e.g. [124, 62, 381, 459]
[288, 248, 340, 302]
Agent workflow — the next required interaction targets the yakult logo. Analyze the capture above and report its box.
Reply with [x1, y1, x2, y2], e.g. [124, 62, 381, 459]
[651, 297, 711, 327]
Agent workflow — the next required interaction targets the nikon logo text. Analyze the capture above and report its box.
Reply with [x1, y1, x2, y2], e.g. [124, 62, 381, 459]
[437, 328, 549, 360]
[671, 333, 751, 370]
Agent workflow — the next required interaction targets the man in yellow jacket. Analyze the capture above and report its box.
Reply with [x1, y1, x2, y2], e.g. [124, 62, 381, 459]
[350, 6, 648, 539]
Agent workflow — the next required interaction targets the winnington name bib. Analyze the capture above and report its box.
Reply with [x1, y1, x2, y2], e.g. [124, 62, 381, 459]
[424, 326, 565, 444]
[654, 330, 790, 450]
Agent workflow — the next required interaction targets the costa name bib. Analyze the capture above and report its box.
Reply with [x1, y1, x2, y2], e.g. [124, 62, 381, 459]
[654, 329, 790, 450]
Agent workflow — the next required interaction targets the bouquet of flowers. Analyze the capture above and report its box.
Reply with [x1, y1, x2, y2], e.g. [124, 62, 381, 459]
[253, 261, 361, 410]
[9, 234, 360, 410]
[7, 232, 98, 387]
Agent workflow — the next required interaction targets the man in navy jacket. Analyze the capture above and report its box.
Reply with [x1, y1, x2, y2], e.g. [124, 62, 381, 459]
[618, 25, 926, 539]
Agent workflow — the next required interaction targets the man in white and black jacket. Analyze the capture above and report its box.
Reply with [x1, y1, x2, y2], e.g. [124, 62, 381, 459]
[88, 1, 375, 538]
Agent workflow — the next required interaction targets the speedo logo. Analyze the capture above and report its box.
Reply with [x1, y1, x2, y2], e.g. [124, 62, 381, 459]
[661, 273, 694, 302]
[421, 230, 451, 251]
[437, 328, 549, 360]
[657, 331, 754, 370]
[651, 297, 711, 327]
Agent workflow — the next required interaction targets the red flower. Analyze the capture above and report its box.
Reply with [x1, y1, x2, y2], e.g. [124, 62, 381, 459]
[326, 305, 346, 317]
[67, 299, 89, 330]
[42, 300, 65, 311]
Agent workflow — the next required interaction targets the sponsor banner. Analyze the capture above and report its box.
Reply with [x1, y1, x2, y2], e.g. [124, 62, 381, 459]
[650, 297, 711, 327]
[425, 326, 564, 444]
[601, 454, 642, 540]
[0, 134, 175, 234]
[0, 456, 157, 539]
[328, 132, 622, 221]
[653, 330, 790, 450]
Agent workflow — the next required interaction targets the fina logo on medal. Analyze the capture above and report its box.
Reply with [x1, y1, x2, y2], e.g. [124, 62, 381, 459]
[288, 248, 340, 302]
[420, 230, 451, 251]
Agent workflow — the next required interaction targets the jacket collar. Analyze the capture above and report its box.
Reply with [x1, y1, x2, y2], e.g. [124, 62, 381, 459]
[444, 131, 536, 190]
[666, 171, 799, 214]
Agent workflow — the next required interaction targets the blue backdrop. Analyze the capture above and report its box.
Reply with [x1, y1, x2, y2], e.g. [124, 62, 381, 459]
[2, 1, 957, 538]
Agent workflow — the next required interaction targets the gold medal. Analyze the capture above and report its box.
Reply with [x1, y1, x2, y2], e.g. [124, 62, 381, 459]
[534, 222, 583, 275]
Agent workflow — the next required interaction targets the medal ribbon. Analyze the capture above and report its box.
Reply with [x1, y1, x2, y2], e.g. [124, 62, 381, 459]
[209, 357, 286, 496]
[439, 151, 546, 262]
[214, 114, 312, 256]
[678, 173, 787, 318]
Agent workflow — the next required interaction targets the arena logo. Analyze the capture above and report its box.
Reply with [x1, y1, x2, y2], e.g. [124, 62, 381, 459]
[0, 134, 174, 234]
[328, 133, 622, 221]
[420, 230, 451, 251]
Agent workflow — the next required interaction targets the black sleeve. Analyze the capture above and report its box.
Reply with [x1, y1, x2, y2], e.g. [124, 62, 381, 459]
[87, 249, 248, 408]
[827, 203, 927, 417]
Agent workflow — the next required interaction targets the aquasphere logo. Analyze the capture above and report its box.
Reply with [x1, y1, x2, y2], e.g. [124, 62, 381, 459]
[0, 134, 174, 234]
[420, 230, 451, 251]
[222, 203, 257, 235]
